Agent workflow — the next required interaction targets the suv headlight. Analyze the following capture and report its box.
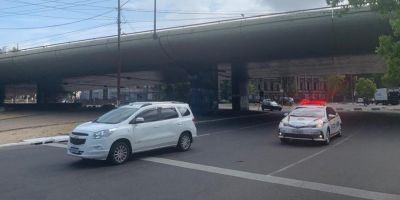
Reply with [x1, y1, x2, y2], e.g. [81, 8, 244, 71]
[93, 130, 112, 139]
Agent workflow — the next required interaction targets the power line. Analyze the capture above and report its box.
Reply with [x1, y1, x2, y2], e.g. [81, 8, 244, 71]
[0, 0, 65, 11]
[8, 23, 115, 48]
[3, 0, 115, 11]
[125, 16, 238, 23]
[0, 9, 116, 30]
[0, 0, 113, 18]
[122, 8, 270, 16]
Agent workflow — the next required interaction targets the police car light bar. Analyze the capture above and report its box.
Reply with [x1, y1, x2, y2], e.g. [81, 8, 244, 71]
[299, 99, 327, 106]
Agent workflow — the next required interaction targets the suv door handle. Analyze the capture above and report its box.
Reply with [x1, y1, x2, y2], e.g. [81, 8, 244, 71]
[177, 123, 183, 126]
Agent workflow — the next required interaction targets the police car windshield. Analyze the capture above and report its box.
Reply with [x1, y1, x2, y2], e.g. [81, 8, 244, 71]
[290, 107, 324, 118]
[94, 107, 139, 124]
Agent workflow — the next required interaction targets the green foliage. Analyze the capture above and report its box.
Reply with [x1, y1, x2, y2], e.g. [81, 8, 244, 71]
[248, 81, 257, 96]
[355, 78, 377, 98]
[219, 80, 231, 101]
[325, 75, 346, 101]
[328, 0, 400, 87]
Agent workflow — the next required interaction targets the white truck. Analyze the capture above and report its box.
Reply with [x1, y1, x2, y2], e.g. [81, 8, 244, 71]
[374, 88, 400, 105]
[374, 88, 388, 105]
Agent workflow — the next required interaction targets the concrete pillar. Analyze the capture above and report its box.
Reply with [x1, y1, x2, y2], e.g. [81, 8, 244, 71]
[189, 66, 218, 114]
[0, 84, 5, 106]
[103, 88, 108, 101]
[231, 63, 249, 111]
[36, 80, 63, 104]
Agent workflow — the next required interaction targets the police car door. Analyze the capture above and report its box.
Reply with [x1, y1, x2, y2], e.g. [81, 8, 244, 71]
[326, 107, 339, 134]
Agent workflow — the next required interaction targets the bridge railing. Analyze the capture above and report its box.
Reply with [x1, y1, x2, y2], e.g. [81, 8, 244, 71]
[5, 5, 354, 53]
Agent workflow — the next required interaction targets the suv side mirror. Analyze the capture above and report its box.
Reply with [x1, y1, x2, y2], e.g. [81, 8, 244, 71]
[132, 117, 144, 124]
[328, 114, 336, 119]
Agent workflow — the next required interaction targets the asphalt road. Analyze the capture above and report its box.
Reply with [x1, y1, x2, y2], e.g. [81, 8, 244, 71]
[0, 112, 400, 200]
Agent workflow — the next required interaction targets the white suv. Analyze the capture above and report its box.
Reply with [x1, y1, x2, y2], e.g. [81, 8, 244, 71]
[67, 102, 197, 164]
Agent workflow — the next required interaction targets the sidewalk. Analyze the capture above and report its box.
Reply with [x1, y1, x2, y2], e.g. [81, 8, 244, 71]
[328, 102, 400, 112]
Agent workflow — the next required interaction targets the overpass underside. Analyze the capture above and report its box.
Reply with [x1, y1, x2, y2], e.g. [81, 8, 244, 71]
[0, 8, 391, 112]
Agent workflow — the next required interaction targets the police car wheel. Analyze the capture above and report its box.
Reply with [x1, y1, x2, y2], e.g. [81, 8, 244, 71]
[324, 129, 331, 145]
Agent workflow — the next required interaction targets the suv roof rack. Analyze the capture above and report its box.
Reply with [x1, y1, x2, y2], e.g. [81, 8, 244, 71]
[128, 101, 187, 107]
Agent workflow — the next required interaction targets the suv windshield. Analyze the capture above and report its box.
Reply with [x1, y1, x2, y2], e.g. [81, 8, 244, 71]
[94, 107, 138, 124]
[290, 107, 324, 118]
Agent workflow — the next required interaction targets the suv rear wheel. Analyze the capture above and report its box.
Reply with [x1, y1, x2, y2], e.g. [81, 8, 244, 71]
[177, 132, 192, 151]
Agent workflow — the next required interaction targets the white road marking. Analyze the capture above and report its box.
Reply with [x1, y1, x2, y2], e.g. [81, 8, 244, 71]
[142, 157, 400, 200]
[202, 121, 276, 135]
[196, 134, 211, 137]
[195, 113, 270, 124]
[0, 141, 30, 148]
[269, 134, 356, 176]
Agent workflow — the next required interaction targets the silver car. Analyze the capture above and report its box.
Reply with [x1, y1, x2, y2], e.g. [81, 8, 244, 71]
[278, 105, 342, 145]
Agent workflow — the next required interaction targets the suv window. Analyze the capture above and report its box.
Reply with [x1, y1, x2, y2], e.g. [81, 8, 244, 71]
[136, 108, 159, 122]
[160, 107, 179, 120]
[326, 107, 336, 115]
[177, 106, 191, 117]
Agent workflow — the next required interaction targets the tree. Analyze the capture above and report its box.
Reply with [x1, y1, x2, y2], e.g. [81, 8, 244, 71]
[219, 80, 231, 101]
[327, 0, 400, 87]
[248, 81, 257, 96]
[355, 78, 377, 98]
[325, 75, 346, 102]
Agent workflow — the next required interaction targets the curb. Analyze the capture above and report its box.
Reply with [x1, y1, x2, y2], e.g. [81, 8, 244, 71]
[23, 136, 69, 145]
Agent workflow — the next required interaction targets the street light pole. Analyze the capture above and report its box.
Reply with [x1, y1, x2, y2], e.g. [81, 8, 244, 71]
[153, 0, 157, 39]
[117, 0, 122, 106]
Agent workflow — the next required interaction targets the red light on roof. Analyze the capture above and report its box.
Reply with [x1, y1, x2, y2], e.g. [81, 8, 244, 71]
[299, 99, 327, 106]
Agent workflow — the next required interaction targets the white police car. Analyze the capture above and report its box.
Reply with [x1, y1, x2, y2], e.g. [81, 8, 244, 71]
[278, 100, 342, 144]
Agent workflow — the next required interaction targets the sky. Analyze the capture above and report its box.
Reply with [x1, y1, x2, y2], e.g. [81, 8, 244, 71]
[0, 0, 328, 50]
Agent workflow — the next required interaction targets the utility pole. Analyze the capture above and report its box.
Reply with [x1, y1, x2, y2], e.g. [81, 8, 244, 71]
[117, 0, 122, 106]
[153, 0, 157, 39]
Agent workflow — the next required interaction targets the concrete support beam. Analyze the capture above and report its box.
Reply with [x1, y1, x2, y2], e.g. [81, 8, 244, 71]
[103, 88, 108, 101]
[0, 84, 5, 106]
[189, 66, 218, 114]
[231, 63, 249, 111]
[36, 80, 64, 104]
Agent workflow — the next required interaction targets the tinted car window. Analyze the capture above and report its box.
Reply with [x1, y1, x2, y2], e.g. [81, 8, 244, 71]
[290, 107, 325, 118]
[327, 107, 336, 115]
[160, 108, 179, 120]
[95, 107, 138, 124]
[137, 109, 159, 122]
[178, 106, 191, 116]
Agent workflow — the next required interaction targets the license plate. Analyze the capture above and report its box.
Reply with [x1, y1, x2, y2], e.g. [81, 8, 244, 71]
[295, 129, 302, 134]
[69, 147, 80, 154]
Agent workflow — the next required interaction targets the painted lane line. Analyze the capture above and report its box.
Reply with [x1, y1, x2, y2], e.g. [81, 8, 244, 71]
[0, 141, 30, 148]
[201, 121, 278, 136]
[196, 134, 211, 137]
[195, 113, 270, 124]
[142, 157, 400, 200]
[269, 134, 356, 176]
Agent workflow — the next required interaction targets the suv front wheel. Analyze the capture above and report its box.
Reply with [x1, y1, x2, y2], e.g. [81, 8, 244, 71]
[108, 141, 131, 165]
